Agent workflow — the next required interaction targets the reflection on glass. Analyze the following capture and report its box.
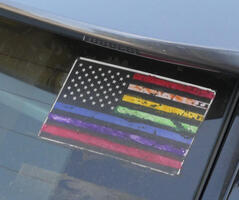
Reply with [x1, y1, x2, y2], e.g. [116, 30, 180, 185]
[0, 15, 236, 200]
[0, 16, 147, 200]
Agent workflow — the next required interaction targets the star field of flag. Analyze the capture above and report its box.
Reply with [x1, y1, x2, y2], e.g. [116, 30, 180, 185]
[39, 57, 216, 175]
[61, 61, 131, 111]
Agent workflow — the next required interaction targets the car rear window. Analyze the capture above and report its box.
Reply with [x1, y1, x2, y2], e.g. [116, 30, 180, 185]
[0, 16, 237, 200]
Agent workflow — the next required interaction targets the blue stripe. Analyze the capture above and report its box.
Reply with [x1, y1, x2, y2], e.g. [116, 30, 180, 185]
[54, 102, 192, 144]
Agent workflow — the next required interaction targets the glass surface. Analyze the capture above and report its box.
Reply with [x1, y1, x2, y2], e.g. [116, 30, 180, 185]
[229, 171, 239, 200]
[0, 17, 237, 200]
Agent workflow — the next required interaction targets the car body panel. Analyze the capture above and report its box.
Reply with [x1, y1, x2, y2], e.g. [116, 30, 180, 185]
[0, 0, 239, 73]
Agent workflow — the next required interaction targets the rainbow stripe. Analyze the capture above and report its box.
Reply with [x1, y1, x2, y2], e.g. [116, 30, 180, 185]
[48, 113, 186, 156]
[54, 102, 193, 144]
[42, 124, 182, 169]
[128, 84, 209, 109]
[133, 73, 215, 99]
[39, 57, 216, 175]
[122, 95, 204, 121]
[115, 106, 198, 134]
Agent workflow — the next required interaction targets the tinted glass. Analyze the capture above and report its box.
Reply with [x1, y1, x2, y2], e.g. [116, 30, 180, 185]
[0, 17, 237, 200]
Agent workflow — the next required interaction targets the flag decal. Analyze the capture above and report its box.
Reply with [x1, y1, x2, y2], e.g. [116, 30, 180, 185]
[39, 57, 216, 175]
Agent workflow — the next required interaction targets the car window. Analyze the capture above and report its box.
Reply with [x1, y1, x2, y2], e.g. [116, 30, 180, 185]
[0, 16, 236, 200]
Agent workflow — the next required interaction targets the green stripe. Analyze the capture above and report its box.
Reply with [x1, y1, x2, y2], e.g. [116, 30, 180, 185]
[115, 106, 198, 134]
[181, 123, 198, 134]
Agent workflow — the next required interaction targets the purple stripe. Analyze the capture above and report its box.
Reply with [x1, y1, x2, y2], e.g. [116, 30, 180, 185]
[48, 113, 186, 156]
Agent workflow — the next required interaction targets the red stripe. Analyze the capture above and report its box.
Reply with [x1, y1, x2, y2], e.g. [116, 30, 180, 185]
[42, 124, 182, 169]
[133, 73, 215, 99]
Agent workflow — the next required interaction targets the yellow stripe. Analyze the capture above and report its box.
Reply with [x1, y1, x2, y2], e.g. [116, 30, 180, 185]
[122, 95, 204, 121]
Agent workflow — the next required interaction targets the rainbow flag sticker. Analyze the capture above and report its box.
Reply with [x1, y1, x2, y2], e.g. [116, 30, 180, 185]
[39, 57, 216, 175]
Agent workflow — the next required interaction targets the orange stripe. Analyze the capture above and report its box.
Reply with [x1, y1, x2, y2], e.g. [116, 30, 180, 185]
[128, 84, 208, 109]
